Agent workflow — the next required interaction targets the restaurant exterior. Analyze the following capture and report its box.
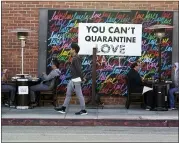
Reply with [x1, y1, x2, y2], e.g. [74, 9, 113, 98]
[1, 1, 178, 105]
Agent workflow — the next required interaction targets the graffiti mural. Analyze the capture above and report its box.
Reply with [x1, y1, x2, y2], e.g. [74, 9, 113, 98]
[47, 10, 173, 96]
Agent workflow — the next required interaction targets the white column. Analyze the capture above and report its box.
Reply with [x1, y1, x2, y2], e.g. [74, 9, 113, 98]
[22, 46, 23, 74]
[21, 40, 25, 74]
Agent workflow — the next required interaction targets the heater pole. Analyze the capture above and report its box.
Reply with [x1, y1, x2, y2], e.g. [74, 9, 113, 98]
[158, 38, 162, 83]
[21, 40, 25, 74]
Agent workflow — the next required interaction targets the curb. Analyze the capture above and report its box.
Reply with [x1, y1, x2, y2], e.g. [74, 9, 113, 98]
[2, 118, 179, 127]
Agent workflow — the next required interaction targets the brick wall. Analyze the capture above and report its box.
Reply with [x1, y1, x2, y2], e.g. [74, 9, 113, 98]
[56, 94, 126, 105]
[2, 1, 178, 105]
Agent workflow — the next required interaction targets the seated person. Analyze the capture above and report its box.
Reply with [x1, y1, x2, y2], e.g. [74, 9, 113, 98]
[127, 62, 154, 110]
[168, 62, 179, 110]
[29, 59, 61, 107]
[1, 69, 16, 107]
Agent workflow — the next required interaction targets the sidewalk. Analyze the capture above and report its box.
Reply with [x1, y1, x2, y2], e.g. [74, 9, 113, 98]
[1, 105, 178, 127]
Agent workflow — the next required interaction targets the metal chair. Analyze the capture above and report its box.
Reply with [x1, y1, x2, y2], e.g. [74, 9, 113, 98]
[125, 76, 144, 109]
[38, 76, 60, 107]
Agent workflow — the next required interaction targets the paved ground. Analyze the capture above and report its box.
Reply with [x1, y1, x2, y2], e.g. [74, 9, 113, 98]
[2, 126, 178, 142]
[1, 105, 178, 120]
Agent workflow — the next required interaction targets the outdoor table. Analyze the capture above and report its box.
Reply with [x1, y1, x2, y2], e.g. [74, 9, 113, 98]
[143, 80, 172, 111]
[153, 83, 168, 111]
[16, 78, 29, 109]
[11, 77, 40, 109]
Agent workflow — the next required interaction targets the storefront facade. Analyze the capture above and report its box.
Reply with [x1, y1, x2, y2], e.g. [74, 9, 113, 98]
[2, 1, 178, 105]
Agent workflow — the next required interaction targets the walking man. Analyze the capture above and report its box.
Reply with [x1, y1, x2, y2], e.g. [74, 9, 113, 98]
[55, 43, 87, 115]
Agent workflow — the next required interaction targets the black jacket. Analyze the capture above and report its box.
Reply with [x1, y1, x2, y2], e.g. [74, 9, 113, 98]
[127, 68, 143, 93]
[70, 55, 82, 79]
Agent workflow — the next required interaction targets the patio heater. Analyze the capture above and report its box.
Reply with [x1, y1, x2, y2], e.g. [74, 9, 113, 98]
[145, 24, 174, 82]
[145, 24, 174, 111]
[10, 28, 33, 109]
[11, 28, 33, 76]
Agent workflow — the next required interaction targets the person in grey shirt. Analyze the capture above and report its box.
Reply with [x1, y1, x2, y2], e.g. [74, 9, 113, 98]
[55, 43, 87, 115]
[29, 59, 61, 107]
[168, 62, 179, 110]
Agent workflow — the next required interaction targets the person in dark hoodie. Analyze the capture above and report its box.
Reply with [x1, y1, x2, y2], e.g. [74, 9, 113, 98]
[55, 43, 87, 115]
[29, 59, 61, 107]
[127, 62, 154, 110]
[127, 62, 143, 93]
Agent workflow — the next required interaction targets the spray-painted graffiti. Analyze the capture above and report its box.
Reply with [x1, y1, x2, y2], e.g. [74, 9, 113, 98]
[47, 10, 173, 96]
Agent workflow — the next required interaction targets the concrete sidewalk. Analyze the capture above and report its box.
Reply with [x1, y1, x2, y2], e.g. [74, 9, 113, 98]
[2, 126, 178, 142]
[1, 105, 178, 127]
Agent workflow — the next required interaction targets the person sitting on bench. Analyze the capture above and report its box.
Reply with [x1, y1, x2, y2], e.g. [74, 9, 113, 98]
[29, 59, 61, 107]
[127, 62, 154, 110]
[168, 62, 179, 110]
[1, 69, 16, 107]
